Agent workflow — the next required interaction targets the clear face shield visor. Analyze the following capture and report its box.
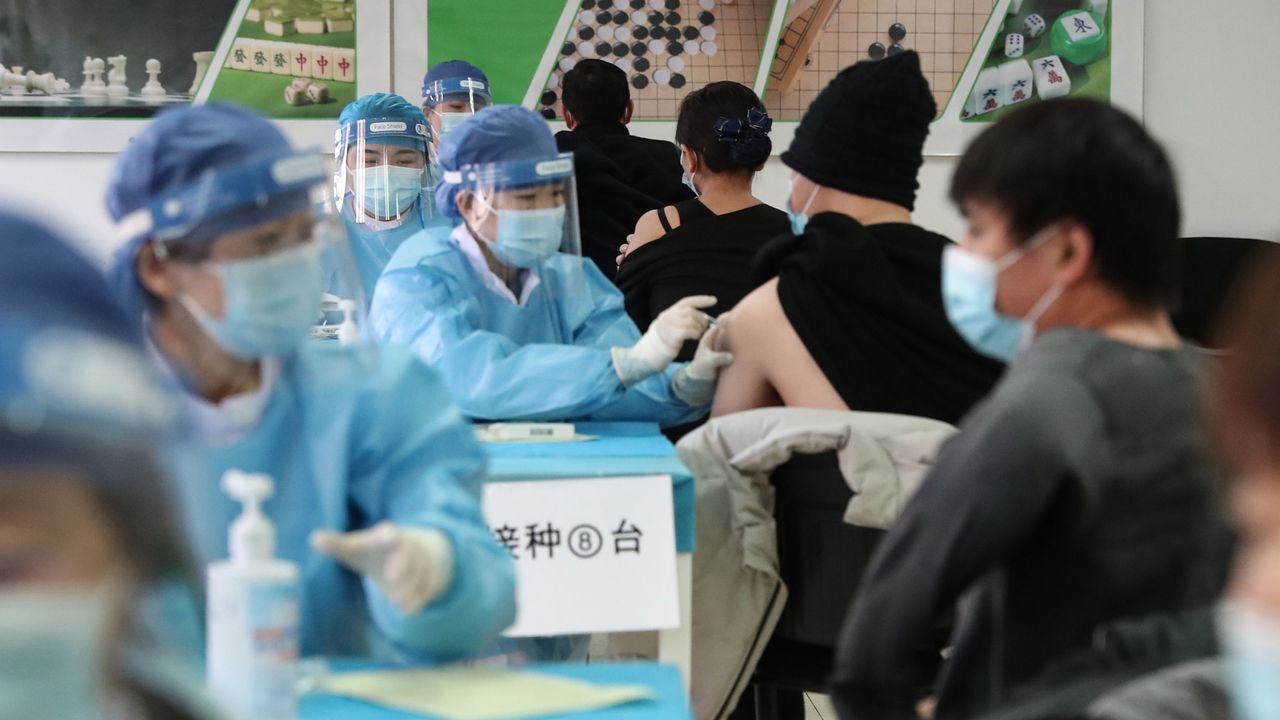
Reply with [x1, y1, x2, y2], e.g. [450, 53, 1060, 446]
[447, 154, 582, 273]
[334, 118, 434, 228]
[422, 78, 493, 142]
[119, 151, 371, 347]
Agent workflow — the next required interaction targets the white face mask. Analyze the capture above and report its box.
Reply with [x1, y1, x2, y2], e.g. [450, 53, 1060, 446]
[0, 585, 116, 720]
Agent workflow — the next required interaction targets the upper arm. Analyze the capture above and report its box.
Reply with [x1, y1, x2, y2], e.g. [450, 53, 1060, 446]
[711, 280, 784, 416]
[626, 208, 672, 254]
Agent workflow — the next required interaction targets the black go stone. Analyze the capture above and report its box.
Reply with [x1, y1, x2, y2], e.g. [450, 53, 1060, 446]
[596, 10, 613, 24]
[889, 22, 907, 41]
[578, 26, 595, 40]
[562, 41, 576, 55]
[598, 0, 613, 8]
[613, 11, 628, 23]
[698, 11, 714, 24]
[633, 25, 649, 39]
[632, 41, 649, 55]
[541, 108, 558, 119]
[648, 11, 664, 24]
[613, 42, 629, 56]
[634, 56, 651, 71]
[868, 41, 886, 59]
[666, 0, 681, 8]
[632, 74, 649, 89]
[683, 25, 700, 39]
[666, 26, 681, 40]
[631, 0, 646, 7]
[669, 73, 686, 88]
[541, 90, 558, 105]
[665, 11, 681, 24]
[596, 41, 612, 55]
[888, 42, 905, 55]
[581, 0, 595, 8]
[667, 40, 684, 54]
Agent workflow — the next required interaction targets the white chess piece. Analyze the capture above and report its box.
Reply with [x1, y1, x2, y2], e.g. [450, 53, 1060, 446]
[189, 51, 214, 95]
[2, 65, 27, 96]
[142, 58, 165, 101]
[80, 56, 95, 93]
[106, 55, 128, 101]
[28, 72, 69, 95]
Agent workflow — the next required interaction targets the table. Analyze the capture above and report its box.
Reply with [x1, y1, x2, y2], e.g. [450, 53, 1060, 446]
[481, 423, 695, 689]
[302, 661, 691, 720]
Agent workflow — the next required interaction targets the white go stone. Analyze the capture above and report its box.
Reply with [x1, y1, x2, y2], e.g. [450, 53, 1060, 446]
[667, 56, 686, 72]
[701, 26, 717, 40]
[701, 41, 718, 55]
[599, 25, 616, 41]
[684, 39, 701, 55]
[654, 68, 672, 85]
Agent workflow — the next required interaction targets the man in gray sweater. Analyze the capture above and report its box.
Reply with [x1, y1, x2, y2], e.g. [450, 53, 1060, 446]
[831, 99, 1235, 720]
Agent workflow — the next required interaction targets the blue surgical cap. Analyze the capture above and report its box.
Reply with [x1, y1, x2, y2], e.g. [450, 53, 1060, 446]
[435, 105, 560, 219]
[338, 92, 431, 151]
[105, 103, 314, 318]
[422, 60, 492, 108]
[0, 210, 175, 446]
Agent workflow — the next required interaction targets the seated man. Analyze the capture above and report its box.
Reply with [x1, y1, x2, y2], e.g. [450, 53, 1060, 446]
[831, 99, 1235, 720]
[712, 51, 1004, 425]
[554, 59, 692, 278]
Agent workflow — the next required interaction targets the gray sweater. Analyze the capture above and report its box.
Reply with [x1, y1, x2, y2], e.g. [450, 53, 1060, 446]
[832, 328, 1235, 720]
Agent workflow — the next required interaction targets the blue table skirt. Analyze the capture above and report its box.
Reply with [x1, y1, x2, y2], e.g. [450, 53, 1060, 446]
[301, 661, 691, 720]
[481, 423, 695, 553]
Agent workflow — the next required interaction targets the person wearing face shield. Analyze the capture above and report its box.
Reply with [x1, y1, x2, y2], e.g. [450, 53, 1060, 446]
[0, 211, 226, 719]
[830, 99, 1234, 720]
[336, 93, 445, 305]
[370, 104, 729, 425]
[421, 60, 493, 149]
[106, 103, 515, 663]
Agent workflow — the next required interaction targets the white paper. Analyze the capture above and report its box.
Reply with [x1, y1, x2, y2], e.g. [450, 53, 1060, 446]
[482, 475, 679, 637]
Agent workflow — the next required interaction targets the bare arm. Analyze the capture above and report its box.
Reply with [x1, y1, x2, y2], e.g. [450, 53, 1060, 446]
[711, 278, 848, 416]
[618, 207, 677, 265]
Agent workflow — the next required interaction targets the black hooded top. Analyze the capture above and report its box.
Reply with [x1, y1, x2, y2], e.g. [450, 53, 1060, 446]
[555, 122, 693, 279]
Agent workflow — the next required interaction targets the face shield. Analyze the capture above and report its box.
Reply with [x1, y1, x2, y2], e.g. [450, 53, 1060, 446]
[423, 78, 493, 144]
[115, 151, 371, 352]
[334, 118, 434, 229]
[446, 154, 582, 272]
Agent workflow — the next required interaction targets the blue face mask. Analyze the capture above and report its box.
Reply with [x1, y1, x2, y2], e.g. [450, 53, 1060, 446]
[786, 181, 819, 236]
[476, 197, 567, 269]
[440, 111, 471, 137]
[360, 165, 423, 219]
[181, 241, 324, 359]
[1219, 600, 1280, 720]
[0, 587, 112, 720]
[941, 227, 1062, 362]
[682, 170, 699, 198]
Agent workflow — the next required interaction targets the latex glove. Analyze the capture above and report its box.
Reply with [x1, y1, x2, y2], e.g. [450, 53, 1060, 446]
[311, 521, 454, 615]
[672, 324, 733, 406]
[612, 295, 717, 386]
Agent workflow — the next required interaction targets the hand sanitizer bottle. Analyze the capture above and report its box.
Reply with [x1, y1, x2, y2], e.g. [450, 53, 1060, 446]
[207, 470, 300, 720]
[337, 298, 359, 346]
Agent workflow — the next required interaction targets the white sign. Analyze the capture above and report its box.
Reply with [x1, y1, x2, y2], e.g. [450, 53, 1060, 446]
[482, 475, 679, 637]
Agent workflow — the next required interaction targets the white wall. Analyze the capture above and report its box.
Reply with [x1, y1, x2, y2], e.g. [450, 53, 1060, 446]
[3, 0, 1279, 264]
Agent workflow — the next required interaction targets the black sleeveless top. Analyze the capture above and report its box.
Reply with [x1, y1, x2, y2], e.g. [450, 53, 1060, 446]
[615, 198, 790, 359]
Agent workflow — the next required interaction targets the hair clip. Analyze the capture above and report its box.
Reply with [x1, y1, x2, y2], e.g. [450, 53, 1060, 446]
[713, 108, 773, 144]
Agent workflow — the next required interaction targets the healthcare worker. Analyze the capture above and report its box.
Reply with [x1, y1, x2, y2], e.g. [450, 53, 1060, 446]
[421, 60, 493, 147]
[106, 102, 516, 662]
[371, 105, 730, 424]
[0, 211, 226, 719]
[336, 92, 441, 304]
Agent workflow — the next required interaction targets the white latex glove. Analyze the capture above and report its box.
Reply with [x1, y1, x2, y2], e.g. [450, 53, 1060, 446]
[672, 324, 733, 406]
[310, 521, 454, 615]
[612, 295, 717, 386]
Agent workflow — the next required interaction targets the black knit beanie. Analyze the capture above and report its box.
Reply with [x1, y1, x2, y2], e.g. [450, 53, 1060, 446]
[781, 51, 935, 211]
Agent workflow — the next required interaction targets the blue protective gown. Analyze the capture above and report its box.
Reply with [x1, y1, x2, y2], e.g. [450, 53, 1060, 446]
[164, 341, 515, 661]
[368, 225, 707, 426]
[341, 194, 446, 306]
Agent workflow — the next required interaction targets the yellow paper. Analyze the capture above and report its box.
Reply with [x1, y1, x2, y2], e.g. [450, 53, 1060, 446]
[322, 667, 655, 720]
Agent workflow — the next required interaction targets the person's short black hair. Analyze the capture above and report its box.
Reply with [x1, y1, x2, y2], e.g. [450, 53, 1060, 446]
[674, 81, 771, 174]
[561, 59, 630, 127]
[951, 98, 1182, 308]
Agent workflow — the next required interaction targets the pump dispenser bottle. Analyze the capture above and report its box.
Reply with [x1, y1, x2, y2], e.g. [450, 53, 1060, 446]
[207, 470, 300, 720]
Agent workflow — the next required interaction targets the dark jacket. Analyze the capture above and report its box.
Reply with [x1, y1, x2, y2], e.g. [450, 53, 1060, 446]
[555, 122, 692, 279]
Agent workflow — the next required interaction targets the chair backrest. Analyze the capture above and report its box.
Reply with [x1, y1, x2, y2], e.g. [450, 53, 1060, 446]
[1173, 236, 1279, 347]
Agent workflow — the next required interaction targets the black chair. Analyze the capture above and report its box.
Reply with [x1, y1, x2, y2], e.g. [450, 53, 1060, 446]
[729, 451, 884, 720]
[1172, 236, 1278, 347]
